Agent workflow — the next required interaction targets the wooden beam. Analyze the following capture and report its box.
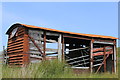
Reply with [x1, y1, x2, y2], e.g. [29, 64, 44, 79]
[92, 50, 113, 56]
[23, 28, 29, 65]
[58, 34, 62, 61]
[90, 39, 93, 73]
[94, 41, 114, 45]
[43, 31, 46, 60]
[103, 46, 106, 72]
[62, 34, 64, 61]
[113, 40, 117, 73]
[64, 47, 88, 52]
[63, 35, 91, 40]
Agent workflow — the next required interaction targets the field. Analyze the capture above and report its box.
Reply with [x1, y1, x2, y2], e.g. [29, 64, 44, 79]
[2, 47, 120, 78]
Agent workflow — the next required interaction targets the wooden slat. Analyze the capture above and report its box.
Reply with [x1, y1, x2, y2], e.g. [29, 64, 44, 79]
[9, 54, 23, 57]
[93, 50, 113, 56]
[64, 47, 88, 52]
[93, 63, 102, 67]
[66, 55, 89, 61]
[8, 47, 23, 51]
[9, 63, 23, 65]
[17, 29, 25, 33]
[8, 41, 24, 47]
[46, 56, 57, 60]
[18, 31, 25, 36]
[69, 58, 89, 65]
[9, 60, 23, 62]
[8, 35, 24, 40]
[74, 62, 90, 67]
[8, 44, 23, 50]
[30, 55, 42, 59]
[93, 48, 103, 52]
[9, 57, 23, 60]
[7, 49, 23, 54]
[8, 38, 24, 43]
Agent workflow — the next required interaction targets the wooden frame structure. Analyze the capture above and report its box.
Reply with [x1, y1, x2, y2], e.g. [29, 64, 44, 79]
[6, 23, 117, 73]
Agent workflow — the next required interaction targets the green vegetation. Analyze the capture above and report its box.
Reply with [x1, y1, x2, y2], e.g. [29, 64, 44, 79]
[2, 47, 120, 78]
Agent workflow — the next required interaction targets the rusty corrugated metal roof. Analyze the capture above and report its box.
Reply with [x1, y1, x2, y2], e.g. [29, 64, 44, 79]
[6, 23, 118, 39]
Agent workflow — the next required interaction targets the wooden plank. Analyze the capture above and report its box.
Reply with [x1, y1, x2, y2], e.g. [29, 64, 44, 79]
[103, 46, 106, 72]
[64, 47, 88, 52]
[9, 54, 24, 57]
[74, 62, 90, 67]
[62, 35, 64, 61]
[46, 39, 57, 43]
[43, 31, 46, 60]
[46, 56, 57, 60]
[8, 47, 23, 51]
[9, 63, 23, 65]
[8, 38, 24, 44]
[90, 39, 93, 73]
[46, 31, 59, 36]
[93, 50, 113, 56]
[9, 57, 23, 60]
[8, 41, 24, 47]
[30, 55, 43, 59]
[17, 29, 25, 33]
[18, 31, 25, 36]
[7, 49, 23, 54]
[93, 48, 104, 52]
[94, 41, 114, 45]
[63, 35, 91, 40]
[66, 55, 89, 61]
[45, 48, 58, 52]
[93, 63, 102, 67]
[58, 34, 62, 61]
[113, 40, 117, 73]
[8, 44, 23, 50]
[69, 58, 89, 64]
[9, 60, 23, 62]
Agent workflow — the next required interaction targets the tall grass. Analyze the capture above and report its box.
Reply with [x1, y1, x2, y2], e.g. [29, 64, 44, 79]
[2, 59, 118, 78]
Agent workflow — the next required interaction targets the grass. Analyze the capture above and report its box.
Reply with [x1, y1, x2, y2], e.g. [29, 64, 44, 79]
[2, 47, 120, 78]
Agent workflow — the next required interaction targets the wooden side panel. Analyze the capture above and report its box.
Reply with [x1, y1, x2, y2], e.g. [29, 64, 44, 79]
[23, 28, 29, 65]
[7, 27, 25, 66]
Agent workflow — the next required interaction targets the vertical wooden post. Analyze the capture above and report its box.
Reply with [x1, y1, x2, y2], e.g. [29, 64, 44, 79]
[103, 46, 106, 72]
[90, 39, 93, 73]
[23, 28, 29, 66]
[43, 31, 46, 60]
[113, 40, 117, 73]
[62, 34, 64, 61]
[58, 34, 62, 61]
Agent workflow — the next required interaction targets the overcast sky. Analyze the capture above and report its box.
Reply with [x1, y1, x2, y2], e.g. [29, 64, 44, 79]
[1, 2, 118, 51]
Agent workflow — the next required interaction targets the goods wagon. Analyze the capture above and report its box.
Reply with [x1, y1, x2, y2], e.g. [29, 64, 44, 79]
[6, 23, 117, 73]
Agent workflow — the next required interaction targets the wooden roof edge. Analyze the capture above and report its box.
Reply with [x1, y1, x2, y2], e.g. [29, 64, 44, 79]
[6, 23, 118, 40]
